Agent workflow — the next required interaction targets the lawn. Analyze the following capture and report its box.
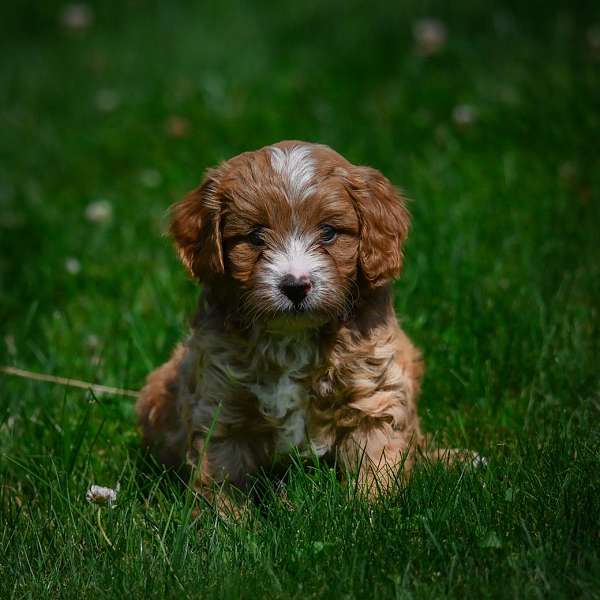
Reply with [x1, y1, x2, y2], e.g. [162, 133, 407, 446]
[1, 1, 599, 598]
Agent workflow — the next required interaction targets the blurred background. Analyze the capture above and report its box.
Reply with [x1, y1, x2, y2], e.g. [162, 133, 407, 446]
[0, 0, 598, 441]
[1, 3, 599, 597]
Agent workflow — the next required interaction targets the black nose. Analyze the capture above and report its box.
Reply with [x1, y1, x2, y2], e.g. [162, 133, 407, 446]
[279, 274, 312, 306]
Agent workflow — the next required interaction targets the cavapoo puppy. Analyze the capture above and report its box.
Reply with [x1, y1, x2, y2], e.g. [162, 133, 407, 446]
[137, 140, 477, 508]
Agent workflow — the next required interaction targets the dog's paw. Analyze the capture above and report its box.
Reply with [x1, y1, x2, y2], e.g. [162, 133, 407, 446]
[419, 447, 488, 469]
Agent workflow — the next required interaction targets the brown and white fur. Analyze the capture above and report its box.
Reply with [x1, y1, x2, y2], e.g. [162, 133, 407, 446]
[137, 141, 479, 508]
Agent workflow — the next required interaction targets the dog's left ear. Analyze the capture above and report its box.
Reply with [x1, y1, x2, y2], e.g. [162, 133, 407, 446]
[169, 168, 225, 281]
[344, 166, 410, 287]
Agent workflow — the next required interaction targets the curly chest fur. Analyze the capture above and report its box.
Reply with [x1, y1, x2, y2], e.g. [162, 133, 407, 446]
[182, 316, 422, 468]
[248, 334, 322, 453]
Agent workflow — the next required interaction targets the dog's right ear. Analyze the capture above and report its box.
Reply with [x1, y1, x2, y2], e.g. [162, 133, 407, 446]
[169, 168, 225, 280]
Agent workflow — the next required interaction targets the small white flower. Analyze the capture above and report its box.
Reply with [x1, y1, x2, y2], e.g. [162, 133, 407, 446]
[139, 169, 162, 188]
[60, 4, 94, 32]
[94, 89, 120, 112]
[413, 18, 447, 56]
[84, 333, 100, 350]
[452, 104, 478, 127]
[85, 200, 112, 223]
[86, 484, 118, 507]
[64, 257, 81, 274]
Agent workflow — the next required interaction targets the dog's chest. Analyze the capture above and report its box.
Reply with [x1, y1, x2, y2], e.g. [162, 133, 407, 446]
[248, 336, 318, 452]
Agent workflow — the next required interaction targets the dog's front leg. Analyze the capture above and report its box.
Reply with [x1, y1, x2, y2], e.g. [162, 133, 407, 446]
[186, 431, 268, 519]
[337, 422, 419, 498]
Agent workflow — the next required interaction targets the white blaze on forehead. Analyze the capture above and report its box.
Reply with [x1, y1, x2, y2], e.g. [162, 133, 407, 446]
[269, 145, 316, 202]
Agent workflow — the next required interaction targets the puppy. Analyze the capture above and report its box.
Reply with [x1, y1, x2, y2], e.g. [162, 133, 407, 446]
[137, 141, 472, 507]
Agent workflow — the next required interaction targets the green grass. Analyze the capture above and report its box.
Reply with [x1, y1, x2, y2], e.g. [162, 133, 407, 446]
[1, 1, 599, 597]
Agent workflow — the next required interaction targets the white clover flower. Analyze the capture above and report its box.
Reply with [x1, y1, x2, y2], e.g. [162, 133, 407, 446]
[84, 333, 100, 350]
[86, 484, 118, 507]
[413, 18, 447, 56]
[452, 104, 478, 127]
[85, 200, 113, 223]
[61, 4, 94, 32]
[64, 257, 81, 275]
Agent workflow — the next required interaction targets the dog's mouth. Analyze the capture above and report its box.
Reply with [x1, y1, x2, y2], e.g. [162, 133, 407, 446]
[278, 293, 317, 316]
[286, 302, 309, 314]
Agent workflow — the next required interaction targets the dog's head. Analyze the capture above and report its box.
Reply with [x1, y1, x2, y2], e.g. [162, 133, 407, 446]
[170, 141, 409, 329]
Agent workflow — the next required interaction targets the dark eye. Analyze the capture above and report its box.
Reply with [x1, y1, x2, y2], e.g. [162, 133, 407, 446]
[320, 224, 338, 244]
[248, 225, 266, 247]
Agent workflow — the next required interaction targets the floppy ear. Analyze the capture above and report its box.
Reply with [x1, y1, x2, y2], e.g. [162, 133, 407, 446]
[345, 166, 410, 287]
[169, 168, 225, 280]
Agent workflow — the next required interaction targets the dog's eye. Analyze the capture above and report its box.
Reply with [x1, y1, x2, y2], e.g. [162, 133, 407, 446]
[248, 226, 266, 247]
[319, 224, 338, 244]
